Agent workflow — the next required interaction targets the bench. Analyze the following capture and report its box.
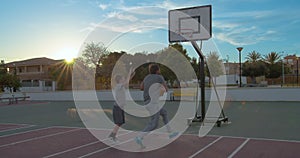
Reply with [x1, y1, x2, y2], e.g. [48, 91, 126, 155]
[170, 89, 197, 101]
[0, 92, 30, 105]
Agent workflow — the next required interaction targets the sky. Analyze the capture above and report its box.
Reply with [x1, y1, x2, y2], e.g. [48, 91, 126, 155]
[1, 0, 300, 63]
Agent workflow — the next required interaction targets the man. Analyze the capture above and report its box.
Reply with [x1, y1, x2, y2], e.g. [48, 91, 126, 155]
[135, 63, 178, 148]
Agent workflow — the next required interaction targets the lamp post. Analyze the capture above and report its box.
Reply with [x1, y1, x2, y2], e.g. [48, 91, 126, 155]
[281, 52, 285, 87]
[236, 47, 243, 87]
[297, 57, 299, 86]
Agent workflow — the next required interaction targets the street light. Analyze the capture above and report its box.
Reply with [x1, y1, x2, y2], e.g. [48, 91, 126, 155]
[236, 47, 243, 87]
[297, 57, 299, 86]
[281, 52, 285, 87]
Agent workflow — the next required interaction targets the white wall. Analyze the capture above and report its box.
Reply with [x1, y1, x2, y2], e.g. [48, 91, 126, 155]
[26, 88, 300, 102]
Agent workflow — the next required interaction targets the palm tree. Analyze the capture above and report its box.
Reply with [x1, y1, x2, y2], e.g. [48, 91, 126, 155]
[263, 52, 282, 79]
[263, 52, 281, 64]
[245, 51, 262, 63]
[243, 51, 267, 83]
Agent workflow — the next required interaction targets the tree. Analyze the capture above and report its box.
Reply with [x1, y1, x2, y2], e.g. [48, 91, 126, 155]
[168, 43, 191, 61]
[206, 52, 224, 84]
[190, 57, 200, 79]
[158, 43, 194, 85]
[264, 52, 281, 64]
[263, 52, 282, 79]
[0, 74, 21, 92]
[78, 42, 109, 68]
[242, 51, 267, 83]
[49, 60, 73, 90]
[0, 60, 21, 92]
[245, 51, 262, 63]
[96, 51, 125, 89]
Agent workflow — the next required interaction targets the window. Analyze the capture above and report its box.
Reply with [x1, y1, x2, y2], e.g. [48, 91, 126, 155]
[32, 80, 39, 87]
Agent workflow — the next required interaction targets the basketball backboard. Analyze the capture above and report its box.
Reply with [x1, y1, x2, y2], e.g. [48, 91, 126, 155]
[169, 5, 212, 42]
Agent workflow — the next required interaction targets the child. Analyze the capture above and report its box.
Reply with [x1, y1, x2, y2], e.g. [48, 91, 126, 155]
[108, 68, 135, 142]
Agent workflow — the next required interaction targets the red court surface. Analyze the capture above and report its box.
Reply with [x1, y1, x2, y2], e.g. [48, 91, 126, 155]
[0, 124, 300, 158]
[0, 123, 30, 132]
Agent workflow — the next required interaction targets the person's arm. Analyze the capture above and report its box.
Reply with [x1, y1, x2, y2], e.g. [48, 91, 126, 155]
[162, 82, 168, 92]
[159, 75, 168, 92]
[140, 81, 144, 91]
[123, 67, 135, 88]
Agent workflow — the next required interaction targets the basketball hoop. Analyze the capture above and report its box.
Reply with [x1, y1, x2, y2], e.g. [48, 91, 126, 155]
[175, 29, 194, 39]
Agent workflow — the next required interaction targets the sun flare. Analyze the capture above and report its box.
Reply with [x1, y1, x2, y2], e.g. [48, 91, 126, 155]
[55, 46, 78, 62]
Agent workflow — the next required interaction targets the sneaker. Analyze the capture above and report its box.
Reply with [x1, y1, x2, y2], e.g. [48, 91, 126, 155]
[108, 133, 118, 143]
[169, 132, 179, 139]
[135, 137, 145, 149]
[112, 137, 120, 144]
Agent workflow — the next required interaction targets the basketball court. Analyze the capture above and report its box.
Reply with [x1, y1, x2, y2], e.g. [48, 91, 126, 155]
[0, 100, 300, 157]
[1, 4, 300, 158]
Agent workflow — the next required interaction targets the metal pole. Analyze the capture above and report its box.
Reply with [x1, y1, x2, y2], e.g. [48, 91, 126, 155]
[297, 58, 299, 86]
[191, 41, 205, 121]
[236, 47, 243, 87]
[239, 51, 242, 87]
[282, 59, 285, 87]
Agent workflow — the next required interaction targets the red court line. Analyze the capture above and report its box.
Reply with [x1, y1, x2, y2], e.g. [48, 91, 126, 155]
[83, 135, 218, 158]
[232, 139, 300, 158]
[0, 127, 77, 146]
[0, 129, 98, 158]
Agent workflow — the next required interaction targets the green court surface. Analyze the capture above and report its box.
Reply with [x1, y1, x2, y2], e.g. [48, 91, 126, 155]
[0, 101, 300, 141]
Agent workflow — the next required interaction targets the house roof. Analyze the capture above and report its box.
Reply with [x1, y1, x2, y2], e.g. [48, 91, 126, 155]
[6, 57, 63, 67]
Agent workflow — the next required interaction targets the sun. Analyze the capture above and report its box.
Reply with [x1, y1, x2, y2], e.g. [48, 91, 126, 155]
[55, 46, 77, 63]
[65, 57, 74, 64]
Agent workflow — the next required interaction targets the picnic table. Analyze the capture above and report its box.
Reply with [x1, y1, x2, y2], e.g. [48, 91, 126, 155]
[0, 92, 30, 104]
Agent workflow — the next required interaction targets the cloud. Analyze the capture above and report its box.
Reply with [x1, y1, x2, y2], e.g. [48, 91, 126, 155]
[106, 12, 138, 22]
[142, 18, 168, 26]
[79, 22, 100, 33]
[214, 26, 278, 46]
[99, 4, 109, 10]
[216, 10, 273, 19]
[117, 6, 167, 16]
[213, 21, 239, 31]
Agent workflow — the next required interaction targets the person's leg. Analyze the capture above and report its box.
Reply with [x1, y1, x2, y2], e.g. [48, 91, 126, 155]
[135, 105, 160, 148]
[110, 105, 124, 141]
[159, 108, 171, 132]
[109, 124, 120, 140]
[112, 124, 120, 134]
[160, 108, 179, 139]
[139, 112, 160, 138]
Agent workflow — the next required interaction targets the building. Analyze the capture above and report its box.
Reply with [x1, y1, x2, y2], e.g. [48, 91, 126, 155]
[284, 55, 299, 75]
[6, 57, 64, 92]
[223, 62, 240, 75]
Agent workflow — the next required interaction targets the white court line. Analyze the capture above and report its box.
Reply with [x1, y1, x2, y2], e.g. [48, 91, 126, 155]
[43, 131, 132, 158]
[79, 138, 135, 158]
[188, 136, 223, 158]
[0, 126, 53, 138]
[0, 122, 30, 126]
[43, 141, 100, 158]
[0, 128, 81, 148]
[208, 134, 300, 143]
[78, 131, 183, 158]
[227, 138, 250, 158]
[0, 125, 36, 133]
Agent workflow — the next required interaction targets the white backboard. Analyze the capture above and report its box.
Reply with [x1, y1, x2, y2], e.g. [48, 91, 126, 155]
[169, 5, 212, 42]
